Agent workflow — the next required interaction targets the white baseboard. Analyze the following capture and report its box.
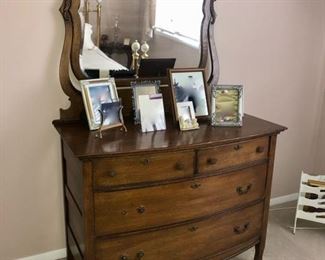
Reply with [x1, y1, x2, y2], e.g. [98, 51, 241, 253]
[17, 248, 66, 260]
[270, 193, 298, 207]
[16, 194, 298, 260]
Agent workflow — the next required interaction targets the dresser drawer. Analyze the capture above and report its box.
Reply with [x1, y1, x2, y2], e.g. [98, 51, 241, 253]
[198, 137, 269, 173]
[93, 151, 195, 188]
[94, 164, 267, 236]
[96, 203, 263, 260]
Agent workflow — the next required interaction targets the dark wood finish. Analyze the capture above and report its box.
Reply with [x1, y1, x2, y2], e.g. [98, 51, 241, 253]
[58, 0, 219, 121]
[93, 150, 195, 188]
[168, 68, 211, 123]
[198, 137, 269, 174]
[94, 164, 267, 236]
[95, 203, 263, 260]
[54, 114, 286, 259]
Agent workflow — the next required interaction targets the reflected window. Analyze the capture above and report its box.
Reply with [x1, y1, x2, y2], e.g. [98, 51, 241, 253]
[155, 0, 202, 47]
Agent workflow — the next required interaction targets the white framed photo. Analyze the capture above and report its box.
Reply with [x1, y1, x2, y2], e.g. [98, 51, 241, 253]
[131, 81, 160, 124]
[80, 78, 123, 130]
[177, 102, 199, 131]
[138, 94, 166, 133]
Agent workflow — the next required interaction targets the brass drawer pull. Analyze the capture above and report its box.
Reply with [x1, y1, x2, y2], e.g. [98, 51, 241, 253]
[175, 162, 185, 171]
[121, 210, 128, 216]
[256, 146, 265, 153]
[140, 158, 150, 165]
[137, 251, 145, 259]
[233, 222, 250, 234]
[236, 184, 252, 195]
[188, 226, 199, 232]
[207, 158, 217, 165]
[107, 171, 116, 177]
[191, 183, 201, 189]
[120, 256, 128, 260]
[137, 206, 146, 214]
[234, 144, 243, 151]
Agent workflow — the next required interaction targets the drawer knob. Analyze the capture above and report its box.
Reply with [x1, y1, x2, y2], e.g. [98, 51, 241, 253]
[256, 146, 265, 153]
[233, 222, 250, 234]
[236, 184, 252, 195]
[234, 144, 243, 151]
[137, 251, 145, 259]
[120, 256, 128, 260]
[207, 158, 217, 165]
[108, 171, 116, 177]
[191, 183, 201, 189]
[175, 162, 185, 171]
[137, 206, 146, 214]
[121, 210, 128, 216]
[188, 226, 199, 232]
[141, 158, 150, 165]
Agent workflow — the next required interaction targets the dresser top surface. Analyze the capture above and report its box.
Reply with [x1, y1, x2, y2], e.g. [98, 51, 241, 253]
[53, 114, 286, 159]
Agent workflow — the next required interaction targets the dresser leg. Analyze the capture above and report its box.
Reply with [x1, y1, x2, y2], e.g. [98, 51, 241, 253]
[254, 243, 265, 260]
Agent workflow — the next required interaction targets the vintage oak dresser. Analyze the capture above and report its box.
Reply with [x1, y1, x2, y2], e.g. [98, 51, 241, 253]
[55, 0, 287, 258]
[53, 116, 286, 259]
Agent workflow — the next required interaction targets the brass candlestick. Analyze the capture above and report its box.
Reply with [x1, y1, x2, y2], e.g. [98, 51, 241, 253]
[84, 0, 102, 47]
[131, 40, 150, 78]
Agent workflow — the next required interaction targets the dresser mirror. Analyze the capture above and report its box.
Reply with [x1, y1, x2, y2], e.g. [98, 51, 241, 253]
[59, 0, 218, 121]
[79, 0, 204, 74]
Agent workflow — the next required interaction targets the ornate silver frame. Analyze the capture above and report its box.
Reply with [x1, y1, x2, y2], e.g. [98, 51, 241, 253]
[211, 85, 243, 127]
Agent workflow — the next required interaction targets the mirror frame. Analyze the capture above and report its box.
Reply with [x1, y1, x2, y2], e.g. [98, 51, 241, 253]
[58, 0, 219, 121]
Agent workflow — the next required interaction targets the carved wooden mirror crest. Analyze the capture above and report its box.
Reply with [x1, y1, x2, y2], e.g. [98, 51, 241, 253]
[58, 0, 219, 121]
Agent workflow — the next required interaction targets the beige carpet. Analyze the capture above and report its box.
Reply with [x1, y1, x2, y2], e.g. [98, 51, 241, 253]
[234, 202, 325, 260]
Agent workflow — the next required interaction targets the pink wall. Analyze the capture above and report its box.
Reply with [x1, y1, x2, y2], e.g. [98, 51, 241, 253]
[0, 0, 324, 259]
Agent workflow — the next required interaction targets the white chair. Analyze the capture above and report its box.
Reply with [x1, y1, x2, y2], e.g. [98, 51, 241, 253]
[293, 171, 325, 234]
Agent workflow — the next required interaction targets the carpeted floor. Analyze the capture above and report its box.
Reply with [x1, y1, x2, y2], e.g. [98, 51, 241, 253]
[234, 201, 325, 260]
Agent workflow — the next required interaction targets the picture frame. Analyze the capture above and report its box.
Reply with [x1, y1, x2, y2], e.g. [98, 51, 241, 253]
[131, 81, 160, 124]
[80, 78, 126, 131]
[138, 94, 166, 133]
[211, 85, 243, 127]
[177, 101, 199, 131]
[169, 68, 210, 123]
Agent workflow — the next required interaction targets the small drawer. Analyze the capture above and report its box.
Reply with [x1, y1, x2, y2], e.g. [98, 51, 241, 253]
[93, 151, 195, 188]
[198, 137, 269, 173]
[94, 164, 267, 236]
[95, 203, 263, 260]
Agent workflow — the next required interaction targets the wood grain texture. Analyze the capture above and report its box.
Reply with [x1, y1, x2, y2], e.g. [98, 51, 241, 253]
[198, 137, 269, 174]
[94, 164, 267, 236]
[95, 203, 263, 260]
[93, 150, 194, 188]
[53, 114, 286, 159]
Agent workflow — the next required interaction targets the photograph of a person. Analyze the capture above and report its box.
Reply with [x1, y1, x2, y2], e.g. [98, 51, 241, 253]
[177, 101, 199, 131]
[170, 69, 209, 118]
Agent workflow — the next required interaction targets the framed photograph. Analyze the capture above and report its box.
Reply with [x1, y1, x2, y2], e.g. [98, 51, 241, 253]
[211, 85, 243, 127]
[138, 94, 166, 133]
[177, 102, 199, 131]
[131, 81, 160, 124]
[80, 78, 125, 130]
[169, 68, 209, 122]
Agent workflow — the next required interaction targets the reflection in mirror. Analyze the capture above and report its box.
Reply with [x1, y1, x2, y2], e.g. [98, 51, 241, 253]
[79, 0, 204, 79]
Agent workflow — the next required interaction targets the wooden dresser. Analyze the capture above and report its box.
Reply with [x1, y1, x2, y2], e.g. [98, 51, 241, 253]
[53, 115, 286, 260]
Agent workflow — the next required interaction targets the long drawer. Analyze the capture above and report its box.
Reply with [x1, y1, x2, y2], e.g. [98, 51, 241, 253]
[94, 164, 267, 236]
[198, 137, 269, 174]
[93, 151, 195, 188]
[95, 203, 263, 260]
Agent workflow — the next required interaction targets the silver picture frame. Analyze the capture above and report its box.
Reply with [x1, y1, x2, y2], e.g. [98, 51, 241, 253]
[211, 85, 243, 127]
[131, 81, 160, 124]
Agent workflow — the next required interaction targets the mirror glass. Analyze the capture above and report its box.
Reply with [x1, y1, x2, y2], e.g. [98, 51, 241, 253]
[79, 0, 204, 78]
